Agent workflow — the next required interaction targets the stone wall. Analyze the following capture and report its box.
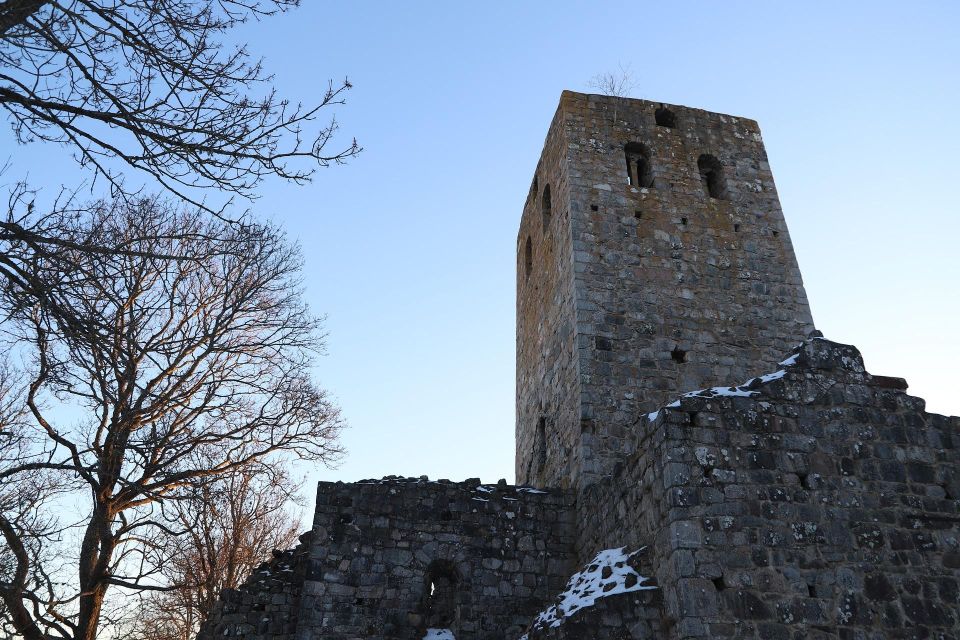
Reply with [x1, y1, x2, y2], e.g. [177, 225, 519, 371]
[580, 337, 960, 639]
[515, 102, 582, 490]
[517, 91, 816, 493]
[198, 93, 960, 640]
[519, 545, 665, 640]
[296, 478, 577, 640]
[523, 590, 664, 640]
[199, 478, 578, 640]
[197, 533, 312, 640]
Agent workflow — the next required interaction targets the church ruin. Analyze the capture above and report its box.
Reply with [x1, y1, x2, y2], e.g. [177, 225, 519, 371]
[198, 92, 960, 640]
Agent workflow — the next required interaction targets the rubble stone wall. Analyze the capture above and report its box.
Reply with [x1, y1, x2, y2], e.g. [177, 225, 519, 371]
[197, 534, 312, 640]
[294, 478, 578, 640]
[581, 338, 960, 639]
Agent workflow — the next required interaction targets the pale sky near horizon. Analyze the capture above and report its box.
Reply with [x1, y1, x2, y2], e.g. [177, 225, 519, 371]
[4, 1, 958, 511]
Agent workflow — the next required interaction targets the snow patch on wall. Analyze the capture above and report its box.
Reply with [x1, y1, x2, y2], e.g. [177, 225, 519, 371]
[519, 547, 655, 638]
[646, 343, 806, 423]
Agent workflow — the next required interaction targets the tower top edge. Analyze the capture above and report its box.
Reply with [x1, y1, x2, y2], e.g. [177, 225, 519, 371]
[557, 90, 760, 128]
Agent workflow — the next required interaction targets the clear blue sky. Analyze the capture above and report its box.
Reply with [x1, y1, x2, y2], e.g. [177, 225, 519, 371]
[5, 2, 959, 499]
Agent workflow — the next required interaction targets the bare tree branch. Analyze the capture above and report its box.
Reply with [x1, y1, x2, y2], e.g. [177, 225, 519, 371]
[0, 0, 360, 211]
[127, 466, 301, 640]
[586, 63, 638, 98]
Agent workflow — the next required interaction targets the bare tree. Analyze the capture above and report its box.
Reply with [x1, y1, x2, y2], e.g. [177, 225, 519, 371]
[587, 64, 638, 123]
[0, 196, 343, 640]
[129, 466, 302, 640]
[587, 64, 638, 98]
[0, 1, 361, 368]
[0, 1, 359, 211]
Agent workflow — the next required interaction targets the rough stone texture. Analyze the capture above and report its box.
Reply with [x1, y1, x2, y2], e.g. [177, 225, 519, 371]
[516, 103, 582, 491]
[516, 92, 815, 492]
[520, 546, 665, 640]
[199, 93, 960, 640]
[582, 337, 960, 639]
[200, 533, 312, 640]
[523, 589, 664, 640]
[199, 478, 578, 640]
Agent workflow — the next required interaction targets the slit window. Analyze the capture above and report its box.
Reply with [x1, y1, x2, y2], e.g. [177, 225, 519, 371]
[697, 154, 727, 200]
[523, 236, 532, 278]
[541, 184, 552, 230]
[625, 142, 654, 188]
[536, 417, 547, 469]
[655, 107, 677, 128]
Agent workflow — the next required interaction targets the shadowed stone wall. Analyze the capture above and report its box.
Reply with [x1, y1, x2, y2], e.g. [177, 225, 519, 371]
[199, 479, 577, 640]
[198, 534, 312, 640]
[580, 338, 960, 639]
[300, 478, 576, 639]
[515, 103, 581, 491]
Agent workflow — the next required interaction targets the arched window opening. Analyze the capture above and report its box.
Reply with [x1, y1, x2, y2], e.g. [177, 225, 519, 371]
[422, 560, 459, 628]
[624, 143, 654, 188]
[655, 106, 677, 128]
[541, 184, 552, 230]
[523, 236, 532, 279]
[697, 154, 727, 200]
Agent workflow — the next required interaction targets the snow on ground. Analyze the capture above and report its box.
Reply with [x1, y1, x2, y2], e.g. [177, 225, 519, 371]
[422, 629, 455, 640]
[520, 547, 656, 638]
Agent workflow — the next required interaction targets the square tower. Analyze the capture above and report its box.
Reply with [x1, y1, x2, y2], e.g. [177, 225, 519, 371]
[516, 91, 815, 490]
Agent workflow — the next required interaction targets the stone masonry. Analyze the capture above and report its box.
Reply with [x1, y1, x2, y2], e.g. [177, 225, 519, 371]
[516, 91, 814, 493]
[201, 479, 577, 639]
[199, 93, 959, 640]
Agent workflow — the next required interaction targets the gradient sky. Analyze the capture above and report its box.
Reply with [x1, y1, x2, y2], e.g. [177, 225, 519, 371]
[4, 1, 958, 509]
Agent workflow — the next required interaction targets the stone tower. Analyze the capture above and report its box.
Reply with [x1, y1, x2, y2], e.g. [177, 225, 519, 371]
[516, 91, 815, 490]
[199, 92, 960, 640]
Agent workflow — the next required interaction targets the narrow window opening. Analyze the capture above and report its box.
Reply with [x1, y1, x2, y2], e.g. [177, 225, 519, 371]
[635, 157, 654, 188]
[772, 230, 779, 237]
[681, 217, 688, 226]
[697, 154, 727, 200]
[671, 347, 688, 363]
[422, 561, 459, 629]
[541, 184, 552, 230]
[712, 576, 726, 592]
[625, 142, 655, 188]
[734, 223, 740, 233]
[655, 107, 677, 128]
[536, 417, 547, 469]
[808, 584, 817, 598]
[590, 204, 599, 212]
[523, 236, 532, 279]
[634, 210, 643, 219]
